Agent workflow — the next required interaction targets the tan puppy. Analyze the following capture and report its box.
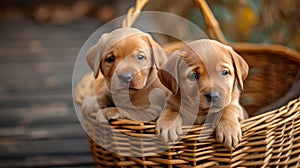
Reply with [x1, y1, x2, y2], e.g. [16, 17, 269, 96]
[86, 27, 169, 122]
[156, 39, 249, 149]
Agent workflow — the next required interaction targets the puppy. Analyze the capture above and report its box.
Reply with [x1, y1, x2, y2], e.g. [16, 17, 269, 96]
[86, 27, 170, 122]
[156, 39, 249, 149]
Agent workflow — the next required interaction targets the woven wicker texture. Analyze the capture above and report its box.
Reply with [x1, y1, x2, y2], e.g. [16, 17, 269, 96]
[74, 0, 300, 167]
[76, 49, 300, 167]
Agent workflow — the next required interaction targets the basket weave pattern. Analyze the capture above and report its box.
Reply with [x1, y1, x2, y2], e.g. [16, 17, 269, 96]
[76, 44, 300, 167]
[74, 0, 300, 166]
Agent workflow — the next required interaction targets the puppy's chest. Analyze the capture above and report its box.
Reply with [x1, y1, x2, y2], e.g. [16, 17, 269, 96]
[194, 114, 208, 124]
[121, 88, 167, 113]
[182, 112, 207, 125]
[129, 93, 152, 109]
[113, 91, 156, 110]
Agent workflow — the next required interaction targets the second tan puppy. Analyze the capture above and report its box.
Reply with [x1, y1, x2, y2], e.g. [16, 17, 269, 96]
[156, 39, 249, 149]
[86, 28, 169, 122]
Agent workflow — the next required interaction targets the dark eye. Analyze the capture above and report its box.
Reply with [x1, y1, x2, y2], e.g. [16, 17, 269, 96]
[106, 55, 115, 63]
[137, 55, 145, 61]
[221, 69, 229, 77]
[189, 72, 199, 81]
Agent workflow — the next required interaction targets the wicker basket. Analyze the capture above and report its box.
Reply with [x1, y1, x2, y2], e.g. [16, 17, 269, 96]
[75, 0, 300, 167]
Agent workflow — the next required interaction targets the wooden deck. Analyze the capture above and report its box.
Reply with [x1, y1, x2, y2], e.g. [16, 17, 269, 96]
[0, 19, 103, 167]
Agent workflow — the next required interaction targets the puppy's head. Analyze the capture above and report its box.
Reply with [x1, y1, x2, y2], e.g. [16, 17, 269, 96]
[159, 39, 248, 113]
[86, 28, 166, 91]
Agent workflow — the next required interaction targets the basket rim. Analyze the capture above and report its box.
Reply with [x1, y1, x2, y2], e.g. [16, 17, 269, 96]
[231, 42, 300, 63]
[163, 41, 300, 63]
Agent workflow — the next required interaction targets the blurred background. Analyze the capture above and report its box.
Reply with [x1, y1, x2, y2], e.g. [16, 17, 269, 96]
[0, 0, 299, 167]
[1, 0, 299, 48]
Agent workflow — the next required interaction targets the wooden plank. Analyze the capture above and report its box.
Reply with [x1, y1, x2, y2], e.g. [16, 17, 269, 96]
[0, 106, 80, 127]
[0, 73, 72, 85]
[0, 61, 74, 77]
[0, 20, 99, 40]
[0, 74, 73, 84]
[0, 41, 84, 51]
[0, 138, 90, 156]
[0, 123, 86, 140]
[0, 93, 72, 101]
[0, 154, 94, 168]
[0, 63, 88, 97]
[0, 95, 73, 109]
[0, 18, 103, 167]
[0, 50, 78, 62]
[0, 79, 72, 96]
[0, 64, 87, 95]
[0, 82, 73, 98]
[0, 59, 86, 76]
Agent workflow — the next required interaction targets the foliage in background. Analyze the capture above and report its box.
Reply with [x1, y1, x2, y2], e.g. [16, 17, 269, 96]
[189, 0, 300, 50]
[0, 0, 299, 51]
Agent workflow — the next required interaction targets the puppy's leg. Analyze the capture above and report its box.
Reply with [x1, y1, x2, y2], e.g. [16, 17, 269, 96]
[156, 108, 182, 142]
[96, 89, 114, 109]
[96, 107, 127, 123]
[81, 97, 99, 115]
[213, 105, 243, 149]
[80, 96, 125, 123]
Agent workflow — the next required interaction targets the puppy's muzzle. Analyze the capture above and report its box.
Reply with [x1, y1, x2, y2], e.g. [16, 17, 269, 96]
[118, 72, 134, 83]
[205, 91, 221, 103]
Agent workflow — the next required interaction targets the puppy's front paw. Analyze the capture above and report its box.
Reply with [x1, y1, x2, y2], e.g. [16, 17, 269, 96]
[96, 108, 125, 123]
[156, 114, 182, 143]
[81, 97, 99, 114]
[215, 119, 242, 150]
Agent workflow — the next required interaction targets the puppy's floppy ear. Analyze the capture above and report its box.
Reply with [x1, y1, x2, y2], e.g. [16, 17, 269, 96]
[86, 33, 108, 78]
[144, 35, 168, 68]
[158, 53, 182, 95]
[86, 43, 99, 78]
[227, 47, 249, 90]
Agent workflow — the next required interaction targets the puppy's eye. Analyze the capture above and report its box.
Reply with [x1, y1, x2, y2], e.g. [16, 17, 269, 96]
[137, 55, 145, 61]
[106, 55, 115, 63]
[189, 72, 199, 81]
[221, 69, 229, 77]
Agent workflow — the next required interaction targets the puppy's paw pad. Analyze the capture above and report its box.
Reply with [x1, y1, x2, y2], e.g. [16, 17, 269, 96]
[156, 116, 182, 143]
[106, 111, 123, 120]
[96, 111, 108, 123]
[215, 121, 242, 149]
[96, 109, 124, 124]
[81, 97, 98, 113]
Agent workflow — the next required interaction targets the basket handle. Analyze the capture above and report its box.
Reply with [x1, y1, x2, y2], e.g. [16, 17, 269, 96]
[122, 0, 227, 44]
[195, 0, 227, 44]
[122, 0, 149, 27]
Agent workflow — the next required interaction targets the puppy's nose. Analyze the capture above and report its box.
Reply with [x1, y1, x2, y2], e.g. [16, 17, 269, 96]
[205, 91, 221, 103]
[118, 72, 133, 83]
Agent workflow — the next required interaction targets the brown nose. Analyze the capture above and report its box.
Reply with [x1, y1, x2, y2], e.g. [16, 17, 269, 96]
[118, 72, 133, 83]
[205, 91, 221, 103]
